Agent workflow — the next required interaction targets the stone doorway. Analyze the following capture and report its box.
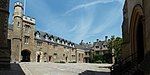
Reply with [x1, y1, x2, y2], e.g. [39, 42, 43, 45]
[37, 55, 40, 62]
[136, 16, 144, 63]
[21, 50, 31, 62]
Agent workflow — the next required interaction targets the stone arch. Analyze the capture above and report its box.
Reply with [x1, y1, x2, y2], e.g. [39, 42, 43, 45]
[21, 50, 31, 62]
[130, 4, 145, 63]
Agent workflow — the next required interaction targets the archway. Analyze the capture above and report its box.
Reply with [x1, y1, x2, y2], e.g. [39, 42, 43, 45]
[130, 4, 145, 63]
[21, 50, 31, 62]
[136, 16, 144, 63]
[37, 55, 40, 62]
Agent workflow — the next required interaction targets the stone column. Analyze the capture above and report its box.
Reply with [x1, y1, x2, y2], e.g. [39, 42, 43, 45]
[0, 0, 10, 69]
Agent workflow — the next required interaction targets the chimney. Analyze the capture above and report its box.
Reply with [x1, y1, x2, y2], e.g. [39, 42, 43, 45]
[96, 39, 99, 42]
[105, 36, 108, 41]
[89, 42, 91, 44]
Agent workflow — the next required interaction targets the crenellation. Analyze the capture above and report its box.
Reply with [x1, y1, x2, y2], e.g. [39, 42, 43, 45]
[14, 1, 23, 7]
[23, 15, 35, 24]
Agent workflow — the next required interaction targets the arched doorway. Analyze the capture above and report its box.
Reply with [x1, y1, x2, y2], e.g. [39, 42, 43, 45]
[136, 16, 144, 63]
[130, 4, 145, 64]
[21, 50, 31, 62]
[37, 55, 40, 62]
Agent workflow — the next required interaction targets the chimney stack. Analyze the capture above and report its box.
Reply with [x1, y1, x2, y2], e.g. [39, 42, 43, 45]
[96, 39, 99, 42]
[105, 36, 108, 41]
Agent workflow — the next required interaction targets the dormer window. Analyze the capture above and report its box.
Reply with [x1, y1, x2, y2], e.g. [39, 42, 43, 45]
[65, 41, 68, 45]
[49, 36, 54, 42]
[56, 38, 60, 43]
[96, 46, 99, 48]
[61, 40, 64, 44]
[36, 32, 40, 39]
[45, 34, 49, 41]
[57, 39, 60, 43]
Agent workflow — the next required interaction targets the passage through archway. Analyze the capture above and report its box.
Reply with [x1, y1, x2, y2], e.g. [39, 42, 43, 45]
[21, 50, 31, 62]
[136, 16, 144, 63]
[37, 55, 40, 62]
[130, 4, 145, 64]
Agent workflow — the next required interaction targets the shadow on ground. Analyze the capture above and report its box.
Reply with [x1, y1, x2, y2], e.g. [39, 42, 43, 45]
[79, 70, 110, 75]
[0, 63, 25, 75]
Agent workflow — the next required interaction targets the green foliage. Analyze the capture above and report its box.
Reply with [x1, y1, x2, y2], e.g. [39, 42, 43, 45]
[91, 53, 112, 63]
[108, 36, 123, 63]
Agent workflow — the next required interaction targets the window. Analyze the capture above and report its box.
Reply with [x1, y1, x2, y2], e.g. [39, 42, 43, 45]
[0, 0, 8, 9]
[54, 53, 57, 55]
[18, 22, 20, 27]
[50, 38, 54, 42]
[85, 52, 88, 55]
[79, 53, 80, 57]
[63, 54, 65, 57]
[72, 55, 75, 58]
[24, 25, 30, 33]
[96, 46, 99, 48]
[72, 49, 74, 52]
[24, 36, 29, 44]
[45, 35, 49, 41]
[37, 41, 42, 46]
[96, 51, 99, 55]
[36, 32, 40, 39]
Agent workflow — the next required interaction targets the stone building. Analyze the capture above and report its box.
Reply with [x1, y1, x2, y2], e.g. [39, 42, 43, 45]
[112, 0, 150, 75]
[8, 2, 76, 63]
[92, 36, 109, 55]
[76, 38, 109, 63]
[75, 41, 93, 63]
[8, 1, 110, 64]
[0, 0, 10, 69]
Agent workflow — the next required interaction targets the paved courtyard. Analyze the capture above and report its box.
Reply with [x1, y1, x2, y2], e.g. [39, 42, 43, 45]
[0, 63, 112, 75]
[20, 62, 111, 75]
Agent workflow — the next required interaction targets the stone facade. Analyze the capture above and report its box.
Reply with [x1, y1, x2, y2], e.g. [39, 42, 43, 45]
[8, 1, 110, 64]
[0, 0, 9, 48]
[8, 2, 77, 63]
[0, 0, 10, 69]
[92, 37, 109, 55]
[115, 0, 150, 74]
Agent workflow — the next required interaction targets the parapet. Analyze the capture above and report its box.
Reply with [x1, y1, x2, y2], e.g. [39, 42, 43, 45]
[23, 15, 36, 24]
[14, 1, 23, 7]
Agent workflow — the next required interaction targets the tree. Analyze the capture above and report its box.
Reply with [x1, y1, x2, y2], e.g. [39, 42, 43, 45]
[108, 36, 123, 64]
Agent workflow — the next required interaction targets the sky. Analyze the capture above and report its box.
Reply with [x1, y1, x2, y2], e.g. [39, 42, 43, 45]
[9, 0, 125, 44]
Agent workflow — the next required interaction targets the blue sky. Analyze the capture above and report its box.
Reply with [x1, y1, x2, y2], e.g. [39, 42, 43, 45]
[9, 0, 125, 43]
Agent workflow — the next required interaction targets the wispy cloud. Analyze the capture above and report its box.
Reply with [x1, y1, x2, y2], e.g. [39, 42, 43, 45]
[65, 0, 113, 15]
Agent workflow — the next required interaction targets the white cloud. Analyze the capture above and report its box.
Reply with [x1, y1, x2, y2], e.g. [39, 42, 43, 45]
[64, 0, 113, 15]
[72, 7, 97, 42]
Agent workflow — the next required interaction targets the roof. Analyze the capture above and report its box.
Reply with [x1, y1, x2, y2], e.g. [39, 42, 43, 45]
[75, 42, 92, 51]
[34, 30, 75, 45]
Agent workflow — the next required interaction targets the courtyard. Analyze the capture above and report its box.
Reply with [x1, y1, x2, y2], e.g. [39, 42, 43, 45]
[0, 63, 111, 75]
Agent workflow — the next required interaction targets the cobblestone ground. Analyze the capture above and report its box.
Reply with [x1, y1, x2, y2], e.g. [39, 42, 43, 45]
[19, 62, 111, 75]
[0, 62, 111, 75]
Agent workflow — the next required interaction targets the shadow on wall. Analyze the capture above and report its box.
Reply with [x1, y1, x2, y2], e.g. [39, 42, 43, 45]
[0, 63, 25, 75]
[79, 70, 110, 75]
[141, 51, 150, 75]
